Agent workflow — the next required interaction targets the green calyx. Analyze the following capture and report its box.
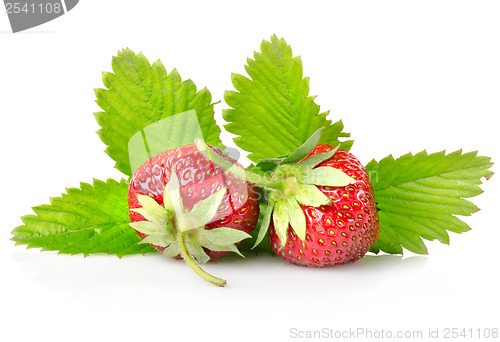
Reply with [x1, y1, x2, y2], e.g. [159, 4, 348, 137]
[194, 130, 355, 250]
[254, 159, 355, 249]
[269, 165, 300, 201]
[130, 173, 251, 287]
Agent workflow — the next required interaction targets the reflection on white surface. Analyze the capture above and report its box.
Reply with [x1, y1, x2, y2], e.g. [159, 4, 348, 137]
[10, 250, 428, 295]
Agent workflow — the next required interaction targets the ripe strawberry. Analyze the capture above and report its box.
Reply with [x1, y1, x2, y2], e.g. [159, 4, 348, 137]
[127, 143, 260, 286]
[268, 145, 379, 266]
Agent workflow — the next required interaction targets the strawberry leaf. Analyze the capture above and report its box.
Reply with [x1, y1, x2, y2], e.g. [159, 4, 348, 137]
[95, 48, 223, 176]
[366, 150, 493, 255]
[223, 35, 352, 163]
[11, 179, 157, 257]
[247, 162, 279, 176]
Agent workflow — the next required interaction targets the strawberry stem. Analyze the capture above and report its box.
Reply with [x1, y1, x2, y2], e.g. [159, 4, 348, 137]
[178, 232, 227, 287]
[195, 138, 282, 190]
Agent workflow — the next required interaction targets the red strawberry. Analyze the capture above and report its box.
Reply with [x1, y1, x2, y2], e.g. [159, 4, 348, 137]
[268, 145, 379, 266]
[128, 143, 260, 286]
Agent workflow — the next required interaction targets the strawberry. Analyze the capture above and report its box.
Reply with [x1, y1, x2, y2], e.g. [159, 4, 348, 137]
[268, 145, 379, 266]
[194, 134, 379, 268]
[128, 143, 260, 286]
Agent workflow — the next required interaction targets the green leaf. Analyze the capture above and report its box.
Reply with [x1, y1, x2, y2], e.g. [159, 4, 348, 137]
[95, 48, 223, 176]
[366, 149, 493, 255]
[11, 179, 157, 257]
[247, 162, 278, 176]
[128, 110, 209, 174]
[223, 35, 351, 163]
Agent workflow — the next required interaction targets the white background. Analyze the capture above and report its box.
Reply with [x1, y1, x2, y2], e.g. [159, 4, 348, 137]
[1, 1, 499, 341]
